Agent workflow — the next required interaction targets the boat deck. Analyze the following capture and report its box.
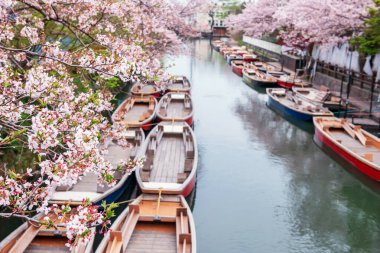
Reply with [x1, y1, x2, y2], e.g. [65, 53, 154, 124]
[168, 83, 186, 90]
[122, 104, 149, 121]
[328, 130, 380, 164]
[150, 136, 185, 183]
[126, 223, 176, 253]
[25, 237, 69, 253]
[165, 101, 189, 118]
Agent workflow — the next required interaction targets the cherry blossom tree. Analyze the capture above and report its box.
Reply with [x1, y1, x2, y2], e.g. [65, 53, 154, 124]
[0, 0, 206, 246]
[226, 0, 375, 48]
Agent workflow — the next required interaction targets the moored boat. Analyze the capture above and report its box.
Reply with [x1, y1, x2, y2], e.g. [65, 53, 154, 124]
[313, 117, 380, 181]
[136, 122, 198, 197]
[165, 76, 191, 94]
[95, 194, 196, 253]
[50, 128, 145, 206]
[231, 60, 244, 77]
[112, 96, 157, 131]
[0, 212, 95, 253]
[226, 53, 242, 65]
[292, 87, 342, 111]
[131, 83, 161, 98]
[211, 40, 226, 52]
[242, 54, 258, 63]
[242, 68, 278, 87]
[157, 92, 194, 126]
[266, 88, 334, 121]
[277, 75, 312, 89]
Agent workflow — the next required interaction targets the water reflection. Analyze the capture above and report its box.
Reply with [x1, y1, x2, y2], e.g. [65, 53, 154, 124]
[167, 39, 380, 253]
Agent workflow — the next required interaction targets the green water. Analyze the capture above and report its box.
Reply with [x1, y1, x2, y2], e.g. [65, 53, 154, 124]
[167, 39, 380, 253]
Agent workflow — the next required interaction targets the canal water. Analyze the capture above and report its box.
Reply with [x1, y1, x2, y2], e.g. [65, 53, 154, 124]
[166, 39, 380, 253]
[1, 39, 380, 253]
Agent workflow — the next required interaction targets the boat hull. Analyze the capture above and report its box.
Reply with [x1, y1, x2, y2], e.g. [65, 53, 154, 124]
[95, 171, 136, 205]
[232, 66, 243, 77]
[314, 121, 380, 181]
[139, 171, 196, 197]
[243, 73, 277, 88]
[267, 93, 314, 121]
[277, 80, 293, 89]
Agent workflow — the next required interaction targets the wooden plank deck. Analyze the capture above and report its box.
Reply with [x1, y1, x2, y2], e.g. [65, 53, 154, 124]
[123, 104, 149, 121]
[141, 85, 156, 93]
[150, 136, 185, 183]
[168, 83, 185, 90]
[25, 237, 69, 253]
[103, 143, 132, 168]
[329, 130, 380, 164]
[166, 101, 187, 118]
[126, 223, 176, 253]
[71, 172, 98, 192]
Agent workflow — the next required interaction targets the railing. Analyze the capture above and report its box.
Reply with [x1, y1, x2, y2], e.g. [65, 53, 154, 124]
[316, 61, 378, 92]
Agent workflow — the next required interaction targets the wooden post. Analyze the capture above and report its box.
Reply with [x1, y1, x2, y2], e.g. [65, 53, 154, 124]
[369, 74, 376, 117]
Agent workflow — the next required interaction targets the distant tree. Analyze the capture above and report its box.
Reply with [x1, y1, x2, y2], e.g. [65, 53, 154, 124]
[226, 0, 375, 48]
[351, 0, 380, 55]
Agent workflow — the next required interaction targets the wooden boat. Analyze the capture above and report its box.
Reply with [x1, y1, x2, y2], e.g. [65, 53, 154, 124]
[136, 122, 198, 197]
[242, 54, 258, 63]
[211, 40, 226, 52]
[95, 194, 196, 253]
[266, 88, 334, 121]
[220, 48, 232, 57]
[292, 87, 342, 111]
[165, 76, 191, 94]
[277, 75, 312, 89]
[0, 212, 95, 253]
[112, 96, 157, 131]
[314, 117, 380, 181]
[235, 50, 248, 56]
[50, 128, 145, 206]
[242, 68, 278, 87]
[131, 83, 161, 98]
[231, 60, 244, 77]
[157, 92, 194, 126]
[226, 53, 242, 65]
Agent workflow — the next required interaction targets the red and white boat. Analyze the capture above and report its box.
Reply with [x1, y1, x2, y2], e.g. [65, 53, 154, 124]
[157, 92, 194, 126]
[231, 60, 244, 77]
[165, 76, 191, 94]
[314, 117, 380, 181]
[131, 82, 161, 98]
[276, 75, 312, 89]
[112, 96, 157, 131]
[243, 54, 258, 63]
[136, 122, 198, 197]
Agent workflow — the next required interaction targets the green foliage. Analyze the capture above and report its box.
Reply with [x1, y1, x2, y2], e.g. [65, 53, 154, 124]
[351, 0, 380, 55]
[101, 201, 118, 221]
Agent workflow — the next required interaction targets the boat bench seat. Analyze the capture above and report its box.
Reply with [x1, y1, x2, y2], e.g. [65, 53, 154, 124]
[184, 159, 193, 172]
[142, 157, 153, 171]
[184, 99, 191, 109]
[56, 184, 74, 191]
[159, 108, 167, 117]
[147, 137, 157, 155]
[177, 173, 188, 183]
[141, 171, 151, 182]
[185, 142, 194, 158]
[176, 207, 192, 252]
[148, 102, 155, 111]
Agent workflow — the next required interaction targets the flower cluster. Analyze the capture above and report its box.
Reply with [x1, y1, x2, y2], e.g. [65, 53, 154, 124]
[226, 0, 375, 47]
[0, 0, 208, 247]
